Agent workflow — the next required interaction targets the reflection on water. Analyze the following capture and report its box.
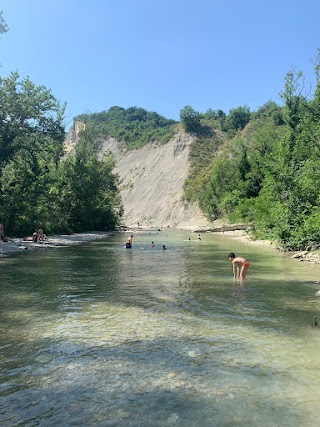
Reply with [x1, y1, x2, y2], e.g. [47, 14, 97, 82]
[1, 230, 320, 426]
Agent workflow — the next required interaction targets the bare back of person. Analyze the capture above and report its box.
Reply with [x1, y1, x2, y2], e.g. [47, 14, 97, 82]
[228, 253, 250, 280]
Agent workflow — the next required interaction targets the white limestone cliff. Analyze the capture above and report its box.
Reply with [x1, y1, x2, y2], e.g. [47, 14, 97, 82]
[65, 125, 212, 229]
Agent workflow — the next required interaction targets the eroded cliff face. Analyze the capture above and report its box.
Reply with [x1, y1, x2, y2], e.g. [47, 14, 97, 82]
[64, 120, 86, 154]
[65, 125, 211, 229]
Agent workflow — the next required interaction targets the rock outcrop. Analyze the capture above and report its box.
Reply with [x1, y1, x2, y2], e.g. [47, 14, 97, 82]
[291, 251, 320, 264]
[64, 121, 86, 154]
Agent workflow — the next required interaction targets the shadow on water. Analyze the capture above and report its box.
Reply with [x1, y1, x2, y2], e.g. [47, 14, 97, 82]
[1, 231, 320, 425]
[1, 334, 308, 426]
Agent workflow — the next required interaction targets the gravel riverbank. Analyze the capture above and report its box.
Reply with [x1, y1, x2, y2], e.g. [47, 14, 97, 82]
[0, 232, 114, 258]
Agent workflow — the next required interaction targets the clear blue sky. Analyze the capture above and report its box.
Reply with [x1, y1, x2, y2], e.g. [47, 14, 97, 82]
[1, 0, 319, 128]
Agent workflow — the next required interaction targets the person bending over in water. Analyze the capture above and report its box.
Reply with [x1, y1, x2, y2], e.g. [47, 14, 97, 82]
[228, 252, 250, 279]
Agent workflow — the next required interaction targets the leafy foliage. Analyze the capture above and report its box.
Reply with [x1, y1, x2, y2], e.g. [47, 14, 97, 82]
[185, 57, 320, 250]
[75, 106, 177, 150]
[0, 74, 123, 236]
[54, 129, 123, 233]
[225, 105, 251, 133]
[180, 105, 201, 132]
[0, 72, 66, 234]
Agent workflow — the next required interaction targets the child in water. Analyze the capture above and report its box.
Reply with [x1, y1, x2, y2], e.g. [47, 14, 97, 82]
[228, 252, 250, 279]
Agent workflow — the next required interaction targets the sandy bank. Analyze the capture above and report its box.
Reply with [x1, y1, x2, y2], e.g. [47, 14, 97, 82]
[222, 229, 273, 248]
[219, 229, 320, 264]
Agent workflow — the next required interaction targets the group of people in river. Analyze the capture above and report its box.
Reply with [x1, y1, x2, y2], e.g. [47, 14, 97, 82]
[2, 223, 250, 279]
[123, 232, 249, 279]
[124, 234, 167, 250]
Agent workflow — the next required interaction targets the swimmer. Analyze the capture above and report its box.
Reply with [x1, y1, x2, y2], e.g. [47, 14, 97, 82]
[151, 241, 155, 247]
[162, 245, 167, 250]
[228, 252, 250, 279]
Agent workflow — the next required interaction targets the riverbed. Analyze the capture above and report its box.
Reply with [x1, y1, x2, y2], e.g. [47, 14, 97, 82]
[1, 229, 320, 426]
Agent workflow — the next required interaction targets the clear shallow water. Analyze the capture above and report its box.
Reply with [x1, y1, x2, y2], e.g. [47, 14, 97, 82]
[1, 230, 320, 426]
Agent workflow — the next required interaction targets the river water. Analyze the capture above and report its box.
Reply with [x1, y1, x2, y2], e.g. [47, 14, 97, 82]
[1, 230, 320, 426]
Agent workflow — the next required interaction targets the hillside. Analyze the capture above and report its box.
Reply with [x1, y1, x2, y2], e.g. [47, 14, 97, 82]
[65, 123, 212, 229]
[64, 87, 320, 250]
[5, 67, 320, 249]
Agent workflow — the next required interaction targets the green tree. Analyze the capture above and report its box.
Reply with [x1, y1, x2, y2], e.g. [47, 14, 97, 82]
[279, 69, 306, 135]
[241, 67, 320, 249]
[0, 72, 65, 167]
[0, 142, 61, 235]
[0, 73, 65, 235]
[226, 105, 251, 131]
[179, 105, 201, 132]
[55, 126, 123, 233]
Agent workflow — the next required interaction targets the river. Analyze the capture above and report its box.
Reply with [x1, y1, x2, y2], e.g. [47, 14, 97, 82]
[1, 229, 320, 426]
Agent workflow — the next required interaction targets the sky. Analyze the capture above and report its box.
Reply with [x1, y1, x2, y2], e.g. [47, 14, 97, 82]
[1, 0, 319, 129]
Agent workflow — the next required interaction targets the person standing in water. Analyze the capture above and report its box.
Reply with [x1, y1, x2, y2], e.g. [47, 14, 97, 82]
[228, 252, 250, 279]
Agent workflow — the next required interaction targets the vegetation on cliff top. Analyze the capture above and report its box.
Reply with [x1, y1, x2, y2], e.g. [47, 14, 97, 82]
[75, 107, 177, 150]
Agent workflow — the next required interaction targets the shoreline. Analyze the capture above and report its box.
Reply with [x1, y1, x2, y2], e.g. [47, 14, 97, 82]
[220, 229, 320, 264]
[0, 232, 115, 258]
[222, 229, 274, 248]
